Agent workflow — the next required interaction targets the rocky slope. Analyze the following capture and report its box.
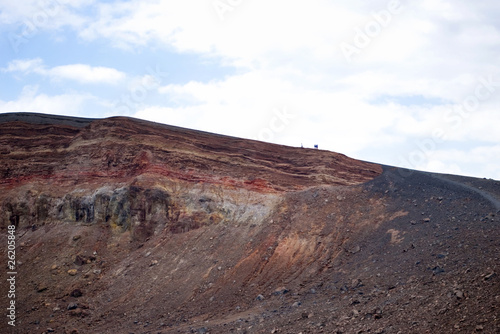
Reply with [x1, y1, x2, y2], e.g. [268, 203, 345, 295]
[0, 113, 498, 334]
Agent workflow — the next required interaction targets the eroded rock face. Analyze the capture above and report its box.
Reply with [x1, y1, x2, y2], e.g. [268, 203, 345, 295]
[0, 114, 382, 244]
[3, 186, 171, 237]
[1, 113, 499, 334]
[0, 115, 382, 191]
[1, 182, 282, 245]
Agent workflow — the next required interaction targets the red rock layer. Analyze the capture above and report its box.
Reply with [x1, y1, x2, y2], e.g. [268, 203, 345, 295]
[0, 116, 382, 193]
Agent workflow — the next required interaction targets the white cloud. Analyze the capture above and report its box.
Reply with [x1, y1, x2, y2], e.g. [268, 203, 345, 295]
[72, 0, 500, 108]
[48, 64, 126, 84]
[415, 145, 500, 180]
[0, 0, 92, 29]
[2, 58, 126, 84]
[0, 85, 94, 116]
[2, 58, 44, 73]
[78, 0, 361, 66]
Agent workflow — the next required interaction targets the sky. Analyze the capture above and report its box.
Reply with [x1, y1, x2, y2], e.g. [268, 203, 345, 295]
[1, 0, 499, 180]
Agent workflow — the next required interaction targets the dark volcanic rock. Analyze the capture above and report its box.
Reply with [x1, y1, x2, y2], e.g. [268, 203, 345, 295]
[70, 289, 83, 298]
[67, 303, 78, 310]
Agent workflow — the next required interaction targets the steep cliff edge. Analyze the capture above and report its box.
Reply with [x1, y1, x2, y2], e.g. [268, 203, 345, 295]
[0, 113, 498, 334]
